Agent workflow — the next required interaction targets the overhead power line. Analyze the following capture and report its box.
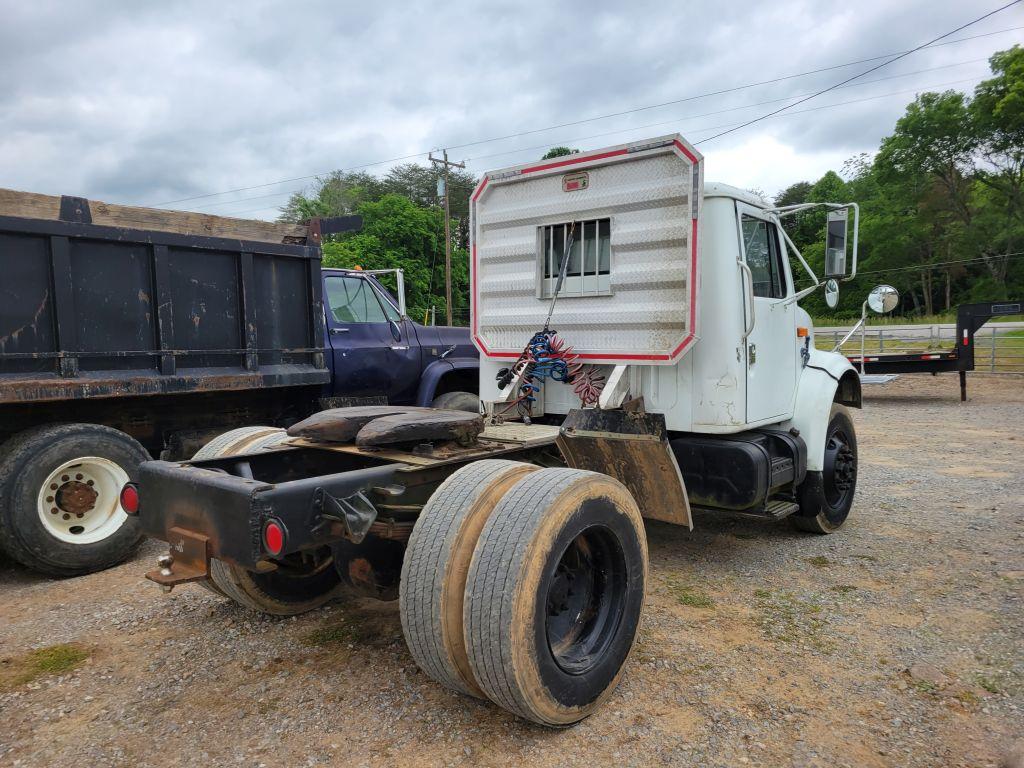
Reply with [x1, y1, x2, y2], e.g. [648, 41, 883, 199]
[697, 1, 1024, 144]
[146, 23, 1022, 208]
[192, 59, 992, 217]
[219, 73, 987, 218]
[855, 251, 1024, 277]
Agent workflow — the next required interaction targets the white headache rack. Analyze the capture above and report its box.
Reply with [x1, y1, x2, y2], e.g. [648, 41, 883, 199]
[470, 134, 703, 365]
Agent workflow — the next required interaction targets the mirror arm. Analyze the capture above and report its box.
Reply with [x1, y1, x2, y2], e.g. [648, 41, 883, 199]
[779, 226, 818, 288]
[845, 203, 859, 281]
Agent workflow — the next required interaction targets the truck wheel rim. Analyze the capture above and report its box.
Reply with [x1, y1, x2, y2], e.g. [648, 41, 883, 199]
[822, 430, 856, 508]
[545, 525, 627, 675]
[36, 457, 129, 545]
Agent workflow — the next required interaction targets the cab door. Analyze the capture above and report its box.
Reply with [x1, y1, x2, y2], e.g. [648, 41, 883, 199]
[323, 274, 420, 403]
[737, 203, 798, 423]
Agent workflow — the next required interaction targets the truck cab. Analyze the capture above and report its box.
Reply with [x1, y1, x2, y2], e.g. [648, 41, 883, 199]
[321, 268, 478, 409]
[472, 135, 862, 532]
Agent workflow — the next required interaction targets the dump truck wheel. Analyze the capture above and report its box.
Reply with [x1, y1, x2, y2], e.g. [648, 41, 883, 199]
[192, 427, 341, 612]
[792, 404, 858, 534]
[431, 391, 480, 413]
[399, 460, 539, 699]
[463, 468, 647, 726]
[0, 424, 150, 577]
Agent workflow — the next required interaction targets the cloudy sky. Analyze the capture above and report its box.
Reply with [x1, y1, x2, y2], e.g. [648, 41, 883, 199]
[1, 1, 1021, 219]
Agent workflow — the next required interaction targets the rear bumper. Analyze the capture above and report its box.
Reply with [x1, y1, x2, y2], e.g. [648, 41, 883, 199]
[136, 458, 398, 585]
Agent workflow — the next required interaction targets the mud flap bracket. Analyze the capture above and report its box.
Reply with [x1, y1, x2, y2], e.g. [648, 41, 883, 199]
[556, 404, 692, 528]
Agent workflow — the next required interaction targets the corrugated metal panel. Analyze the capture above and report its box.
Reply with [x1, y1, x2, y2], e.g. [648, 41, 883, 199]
[471, 135, 702, 365]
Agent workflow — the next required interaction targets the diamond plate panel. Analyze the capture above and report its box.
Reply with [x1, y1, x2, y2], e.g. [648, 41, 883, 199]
[471, 136, 702, 364]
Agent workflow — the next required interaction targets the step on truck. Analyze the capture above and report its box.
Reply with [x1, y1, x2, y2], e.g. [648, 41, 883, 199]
[0, 190, 477, 576]
[132, 134, 884, 726]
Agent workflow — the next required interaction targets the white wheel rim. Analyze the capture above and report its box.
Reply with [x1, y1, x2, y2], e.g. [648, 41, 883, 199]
[36, 457, 130, 544]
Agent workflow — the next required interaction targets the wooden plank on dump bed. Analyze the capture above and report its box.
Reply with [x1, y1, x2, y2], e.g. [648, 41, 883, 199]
[0, 188, 309, 244]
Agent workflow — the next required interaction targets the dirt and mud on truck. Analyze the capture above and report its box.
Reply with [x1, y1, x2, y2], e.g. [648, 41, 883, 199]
[0, 190, 477, 576]
[132, 134, 884, 726]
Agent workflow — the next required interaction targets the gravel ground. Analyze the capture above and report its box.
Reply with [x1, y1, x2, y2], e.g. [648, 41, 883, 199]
[1, 373, 1022, 768]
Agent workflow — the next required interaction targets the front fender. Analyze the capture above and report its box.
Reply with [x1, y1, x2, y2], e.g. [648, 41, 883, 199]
[414, 357, 478, 406]
[784, 350, 860, 472]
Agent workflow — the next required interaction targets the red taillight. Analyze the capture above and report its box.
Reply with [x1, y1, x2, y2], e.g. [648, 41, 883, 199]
[263, 520, 285, 556]
[120, 483, 140, 515]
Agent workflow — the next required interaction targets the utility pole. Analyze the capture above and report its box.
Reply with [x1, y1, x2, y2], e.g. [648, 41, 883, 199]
[429, 149, 465, 326]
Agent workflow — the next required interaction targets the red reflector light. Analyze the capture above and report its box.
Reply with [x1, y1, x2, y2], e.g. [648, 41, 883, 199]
[263, 521, 285, 556]
[119, 483, 140, 515]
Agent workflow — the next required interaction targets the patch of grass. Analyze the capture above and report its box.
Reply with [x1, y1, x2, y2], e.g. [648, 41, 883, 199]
[831, 584, 857, 594]
[0, 643, 89, 690]
[910, 678, 937, 694]
[301, 622, 362, 648]
[804, 556, 832, 569]
[753, 589, 833, 652]
[664, 576, 715, 608]
[976, 675, 1001, 695]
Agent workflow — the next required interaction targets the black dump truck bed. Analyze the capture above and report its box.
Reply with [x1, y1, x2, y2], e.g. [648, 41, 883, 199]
[0, 188, 359, 578]
[0, 188, 329, 404]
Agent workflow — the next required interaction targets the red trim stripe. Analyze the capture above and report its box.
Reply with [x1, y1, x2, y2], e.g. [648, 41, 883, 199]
[471, 176, 489, 202]
[673, 139, 698, 164]
[519, 148, 629, 175]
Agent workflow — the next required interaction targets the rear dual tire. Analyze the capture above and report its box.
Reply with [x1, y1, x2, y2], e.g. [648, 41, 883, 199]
[401, 463, 647, 726]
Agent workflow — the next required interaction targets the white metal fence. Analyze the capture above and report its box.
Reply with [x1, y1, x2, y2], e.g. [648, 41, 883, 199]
[816, 321, 1024, 374]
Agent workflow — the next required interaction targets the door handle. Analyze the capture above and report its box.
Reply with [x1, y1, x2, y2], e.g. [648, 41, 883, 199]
[748, 343, 757, 365]
[330, 327, 349, 334]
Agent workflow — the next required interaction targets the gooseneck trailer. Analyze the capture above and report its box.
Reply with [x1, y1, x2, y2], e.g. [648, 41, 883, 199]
[133, 135, 877, 726]
[844, 300, 1023, 401]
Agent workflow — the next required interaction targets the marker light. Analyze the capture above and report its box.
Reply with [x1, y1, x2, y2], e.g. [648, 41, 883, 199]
[263, 520, 285, 556]
[119, 483, 140, 515]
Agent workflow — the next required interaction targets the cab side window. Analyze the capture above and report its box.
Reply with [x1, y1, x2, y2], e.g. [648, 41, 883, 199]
[741, 216, 787, 299]
[324, 276, 388, 324]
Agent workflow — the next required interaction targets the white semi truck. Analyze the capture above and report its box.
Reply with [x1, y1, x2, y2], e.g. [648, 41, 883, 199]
[131, 134, 887, 726]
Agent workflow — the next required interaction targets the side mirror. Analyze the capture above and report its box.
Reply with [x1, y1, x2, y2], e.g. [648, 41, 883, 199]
[824, 278, 840, 309]
[388, 319, 402, 342]
[824, 209, 848, 278]
[867, 284, 899, 314]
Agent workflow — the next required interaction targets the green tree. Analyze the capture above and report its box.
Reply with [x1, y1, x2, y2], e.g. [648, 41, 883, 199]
[319, 194, 470, 324]
[541, 146, 579, 159]
[971, 45, 1024, 287]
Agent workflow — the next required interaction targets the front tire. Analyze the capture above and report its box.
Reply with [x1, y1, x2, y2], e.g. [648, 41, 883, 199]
[0, 424, 149, 577]
[431, 391, 480, 413]
[463, 468, 647, 726]
[792, 404, 858, 534]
